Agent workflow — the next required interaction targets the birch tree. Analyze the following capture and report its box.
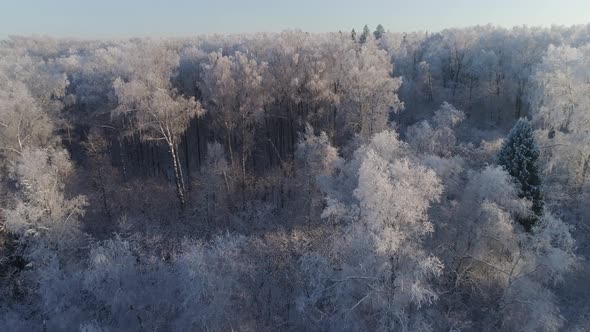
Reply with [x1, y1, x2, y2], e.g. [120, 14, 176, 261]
[112, 43, 204, 209]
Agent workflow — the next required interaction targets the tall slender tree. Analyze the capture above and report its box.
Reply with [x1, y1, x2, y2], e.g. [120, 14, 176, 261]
[112, 43, 204, 210]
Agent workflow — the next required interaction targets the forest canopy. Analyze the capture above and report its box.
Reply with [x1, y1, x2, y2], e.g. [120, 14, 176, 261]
[1, 24, 589, 331]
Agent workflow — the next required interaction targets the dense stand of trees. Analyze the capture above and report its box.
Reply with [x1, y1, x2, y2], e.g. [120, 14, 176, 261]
[1, 24, 589, 331]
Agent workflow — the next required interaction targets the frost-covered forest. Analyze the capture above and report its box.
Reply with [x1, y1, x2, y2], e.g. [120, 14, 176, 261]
[1, 24, 589, 331]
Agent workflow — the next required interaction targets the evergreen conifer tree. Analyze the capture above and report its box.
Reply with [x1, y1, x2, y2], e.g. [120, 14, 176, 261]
[359, 25, 371, 44]
[498, 118, 544, 231]
[374, 24, 385, 40]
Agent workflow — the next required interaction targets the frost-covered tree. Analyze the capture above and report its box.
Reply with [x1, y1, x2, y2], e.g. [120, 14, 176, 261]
[406, 102, 464, 157]
[0, 43, 70, 117]
[530, 44, 590, 192]
[443, 165, 576, 331]
[19, 233, 253, 331]
[0, 78, 54, 162]
[530, 45, 590, 134]
[295, 124, 342, 224]
[112, 43, 204, 209]
[3, 148, 87, 249]
[497, 118, 543, 230]
[300, 130, 444, 330]
[340, 39, 403, 139]
[200, 50, 268, 207]
[194, 142, 232, 227]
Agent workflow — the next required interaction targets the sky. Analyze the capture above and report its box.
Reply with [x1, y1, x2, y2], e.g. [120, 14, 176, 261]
[1, 0, 589, 39]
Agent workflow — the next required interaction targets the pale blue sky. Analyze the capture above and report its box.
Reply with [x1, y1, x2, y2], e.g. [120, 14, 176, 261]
[1, 0, 589, 38]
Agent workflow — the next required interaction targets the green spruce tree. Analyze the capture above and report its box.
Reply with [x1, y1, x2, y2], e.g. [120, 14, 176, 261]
[374, 24, 385, 40]
[498, 118, 544, 231]
[359, 25, 371, 44]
